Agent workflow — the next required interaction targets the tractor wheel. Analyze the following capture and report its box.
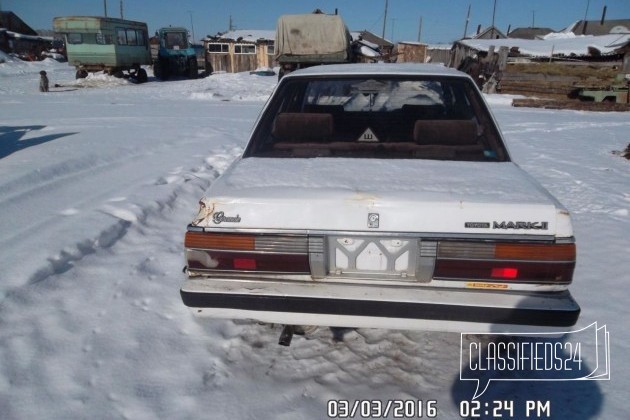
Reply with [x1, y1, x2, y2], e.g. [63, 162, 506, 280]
[160, 59, 170, 80]
[75, 69, 88, 79]
[154, 59, 169, 80]
[188, 59, 198, 79]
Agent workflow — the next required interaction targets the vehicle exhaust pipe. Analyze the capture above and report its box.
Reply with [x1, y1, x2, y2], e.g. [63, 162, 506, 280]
[278, 325, 311, 346]
[278, 325, 295, 346]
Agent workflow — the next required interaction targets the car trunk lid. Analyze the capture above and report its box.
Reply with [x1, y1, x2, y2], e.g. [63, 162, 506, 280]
[192, 158, 571, 238]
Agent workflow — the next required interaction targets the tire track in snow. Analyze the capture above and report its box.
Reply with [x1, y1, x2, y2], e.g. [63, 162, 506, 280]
[0, 145, 266, 419]
[6, 146, 242, 292]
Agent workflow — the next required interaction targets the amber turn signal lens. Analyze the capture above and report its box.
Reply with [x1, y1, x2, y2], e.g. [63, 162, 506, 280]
[494, 243, 576, 261]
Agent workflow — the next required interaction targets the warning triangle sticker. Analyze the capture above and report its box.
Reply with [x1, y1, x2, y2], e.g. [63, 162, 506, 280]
[358, 127, 379, 142]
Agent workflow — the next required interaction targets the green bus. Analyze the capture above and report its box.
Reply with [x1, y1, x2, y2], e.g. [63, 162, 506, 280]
[53, 16, 151, 82]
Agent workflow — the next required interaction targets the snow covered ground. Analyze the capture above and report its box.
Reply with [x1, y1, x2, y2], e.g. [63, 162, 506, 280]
[1, 55, 628, 419]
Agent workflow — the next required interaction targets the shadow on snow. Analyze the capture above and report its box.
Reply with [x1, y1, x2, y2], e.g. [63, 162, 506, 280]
[0, 125, 77, 159]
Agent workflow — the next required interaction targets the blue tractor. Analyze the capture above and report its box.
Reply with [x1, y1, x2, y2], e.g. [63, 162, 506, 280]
[153, 27, 198, 80]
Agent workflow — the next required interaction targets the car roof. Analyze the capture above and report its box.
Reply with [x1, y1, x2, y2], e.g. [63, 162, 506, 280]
[284, 63, 469, 79]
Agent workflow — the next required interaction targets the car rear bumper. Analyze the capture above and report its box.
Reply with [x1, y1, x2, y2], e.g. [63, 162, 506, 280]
[180, 278, 580, 333]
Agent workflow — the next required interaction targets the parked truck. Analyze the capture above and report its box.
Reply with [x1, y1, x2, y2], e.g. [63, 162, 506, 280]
[275, 11, 355, 79]
[153, 27, 198, 80]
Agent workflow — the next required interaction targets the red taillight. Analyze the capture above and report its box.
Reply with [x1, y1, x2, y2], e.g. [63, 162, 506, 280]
[233, 258, 257, 270]
[491, 267, 518, 279]
[434, 241, 575, 284]
[185, 231, 255, 250]
[185, 231, 310, 274]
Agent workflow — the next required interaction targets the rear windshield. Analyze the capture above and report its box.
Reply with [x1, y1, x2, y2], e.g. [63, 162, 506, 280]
[244, 75, 509, 161]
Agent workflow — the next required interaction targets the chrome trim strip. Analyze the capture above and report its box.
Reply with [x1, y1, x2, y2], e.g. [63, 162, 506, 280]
[308, 236, 327, 278]
[186, 225, 561, 242]
[417, 240, 437, 282]
[255, 236, 308, 253]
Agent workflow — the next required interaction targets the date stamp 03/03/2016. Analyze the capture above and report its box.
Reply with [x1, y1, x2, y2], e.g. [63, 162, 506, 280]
[327, 399, 437, 419]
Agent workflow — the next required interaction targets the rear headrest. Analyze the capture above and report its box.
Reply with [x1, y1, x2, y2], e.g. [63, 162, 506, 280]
[413, 120, 477, 145]
[303, 104, 344, 114]
[272, 113, 333, 142]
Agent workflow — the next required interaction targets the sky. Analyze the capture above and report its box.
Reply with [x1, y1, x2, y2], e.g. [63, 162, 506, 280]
[2, 0, 629, 44]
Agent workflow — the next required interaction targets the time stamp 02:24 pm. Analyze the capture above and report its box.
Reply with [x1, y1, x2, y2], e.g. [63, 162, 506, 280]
[327, 399, 552, 418]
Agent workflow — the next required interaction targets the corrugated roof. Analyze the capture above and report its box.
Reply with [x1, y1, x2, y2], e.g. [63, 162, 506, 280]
[568, 19, 630, 36]
[205, 30, 275, 43]
[457, 33, 630, 57]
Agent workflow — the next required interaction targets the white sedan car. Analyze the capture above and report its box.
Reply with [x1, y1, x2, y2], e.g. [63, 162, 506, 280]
[181, 63, 579, 335]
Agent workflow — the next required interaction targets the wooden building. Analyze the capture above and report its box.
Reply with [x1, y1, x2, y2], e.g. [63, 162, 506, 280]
[395, 42, 427, 63]
[425, 44, 453, 64]
[202, 30, 275, 74]
[470, 25, 507, 40]
[0, 11, 52, 59]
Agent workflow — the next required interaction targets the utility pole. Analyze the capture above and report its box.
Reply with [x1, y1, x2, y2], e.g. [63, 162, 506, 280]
[491, 0, 497, 39]
[532, 10, 535, 28]
[463, 4, 471, 39]
[583, 0, 590, 21]
[120, 0, 123, 19]
[382, 0, 388, 39]
[103, 0, 108, 17]
[417, 16, 423, 42]
[582, 0, 590, 34]
[390, 18, 396, 42]
[188, 11, 196, 43]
